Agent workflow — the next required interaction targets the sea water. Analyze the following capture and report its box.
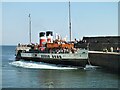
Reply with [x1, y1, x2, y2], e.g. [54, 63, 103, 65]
[1, 46, 119, 88]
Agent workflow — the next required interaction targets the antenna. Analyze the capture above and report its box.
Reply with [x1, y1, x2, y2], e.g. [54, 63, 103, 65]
[69, 1, 72, 42]
[28, 14, 31, 44]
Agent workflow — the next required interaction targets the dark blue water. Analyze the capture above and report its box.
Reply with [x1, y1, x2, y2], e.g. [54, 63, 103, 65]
[1, 46, 119, 88]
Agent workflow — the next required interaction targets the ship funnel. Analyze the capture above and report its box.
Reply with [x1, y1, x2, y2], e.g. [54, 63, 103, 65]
[39, 32, 47, 47]
[46, 31, 53, 43]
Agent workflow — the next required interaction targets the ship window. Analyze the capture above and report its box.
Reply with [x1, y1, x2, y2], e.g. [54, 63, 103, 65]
[82, 52, 85, 54]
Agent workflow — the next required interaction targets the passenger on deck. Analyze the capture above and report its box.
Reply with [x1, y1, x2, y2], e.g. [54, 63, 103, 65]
[116, 47, 120, 53]
[18, 43, 20, 47]
[110, 47, 113, 52]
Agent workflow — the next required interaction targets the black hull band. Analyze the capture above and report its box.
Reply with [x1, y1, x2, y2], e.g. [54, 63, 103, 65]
[16, 57, 87, 67]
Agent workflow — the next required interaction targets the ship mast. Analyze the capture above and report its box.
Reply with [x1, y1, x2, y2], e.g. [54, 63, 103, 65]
[29, 14, 32, 44]
[69, 1, 72, 42]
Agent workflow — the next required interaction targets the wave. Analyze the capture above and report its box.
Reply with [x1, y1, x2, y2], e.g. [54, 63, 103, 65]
[9, 61, 78, 70]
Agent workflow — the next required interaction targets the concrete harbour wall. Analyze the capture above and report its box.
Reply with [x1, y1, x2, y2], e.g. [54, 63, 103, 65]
[89, 51, 120, 72]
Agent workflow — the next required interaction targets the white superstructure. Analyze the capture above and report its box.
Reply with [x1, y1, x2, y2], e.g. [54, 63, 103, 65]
[21, 49, 88, 60]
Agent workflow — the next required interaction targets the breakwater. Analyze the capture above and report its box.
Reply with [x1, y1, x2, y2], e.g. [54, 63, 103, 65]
[74, 36, 120, 71]
[89, 51, 120, 72]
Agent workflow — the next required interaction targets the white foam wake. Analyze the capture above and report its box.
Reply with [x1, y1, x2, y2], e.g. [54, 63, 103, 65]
[84, 64, 99, 70]
[9, 61, 78, 70]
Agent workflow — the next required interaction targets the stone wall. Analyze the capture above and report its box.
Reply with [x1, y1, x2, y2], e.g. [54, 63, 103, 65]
[75, 36, 120, 51]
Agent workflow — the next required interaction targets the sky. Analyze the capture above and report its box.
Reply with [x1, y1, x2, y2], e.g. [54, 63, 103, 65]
[1, 1, 118, 45]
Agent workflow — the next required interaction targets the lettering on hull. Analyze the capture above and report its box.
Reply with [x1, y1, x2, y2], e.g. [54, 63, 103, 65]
[41, 55, 50, 58]
[52, 55, 62, 59]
